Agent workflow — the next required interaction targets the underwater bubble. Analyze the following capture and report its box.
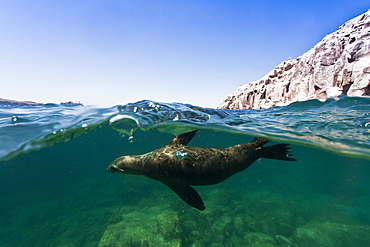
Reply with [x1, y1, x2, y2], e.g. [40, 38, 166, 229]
[11, 116, 18, 123]
[109, 114, 139, 136]
[10, 116, 29, 124]
[175, 151, 188, 160]
[128, 136, 135, 143]
[81, 123, 88, 128]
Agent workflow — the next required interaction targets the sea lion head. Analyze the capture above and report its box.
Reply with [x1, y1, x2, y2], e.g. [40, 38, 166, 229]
[107, 155, 143, 175]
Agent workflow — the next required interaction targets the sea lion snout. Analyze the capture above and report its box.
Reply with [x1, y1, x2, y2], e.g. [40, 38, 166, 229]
[107, 160, 125, 173]
[107, 156, 142, 175]
[107, 164, 120, 173]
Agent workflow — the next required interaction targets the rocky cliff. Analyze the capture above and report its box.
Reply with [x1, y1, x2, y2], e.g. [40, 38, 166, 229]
[218, 9, 370, 109]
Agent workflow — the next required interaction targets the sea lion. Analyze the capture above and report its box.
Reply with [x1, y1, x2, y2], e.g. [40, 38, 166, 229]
[107, 131, 296, 210]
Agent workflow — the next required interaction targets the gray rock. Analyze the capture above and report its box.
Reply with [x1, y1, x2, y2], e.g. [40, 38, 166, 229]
[218, 9, 370, 110]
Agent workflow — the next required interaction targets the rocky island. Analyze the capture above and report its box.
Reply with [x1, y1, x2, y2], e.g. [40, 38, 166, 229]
[0, 98, 82, 106]
[218, 9, 370, 109]
[0, 98, 44, 106]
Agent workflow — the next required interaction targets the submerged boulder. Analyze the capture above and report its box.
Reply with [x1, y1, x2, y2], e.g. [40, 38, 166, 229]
[218, 9, 370, 110]
[243, 232, 276, 247]
[156, 212, 182, 242]
[248, 195, 300, 237]
[98, 208, 182, 247]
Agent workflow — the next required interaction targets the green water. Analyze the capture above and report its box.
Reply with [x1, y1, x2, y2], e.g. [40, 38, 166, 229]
[0, 128, 369, 246]
[0, 98, 370, 246]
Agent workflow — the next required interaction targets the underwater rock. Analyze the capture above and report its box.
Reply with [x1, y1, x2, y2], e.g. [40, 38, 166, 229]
[244, 232, 276, 247]
[187, 230, 202, 244]
[229, 235, 245, 246]
[99, 223, 152, 247]
[182, 219, 198, 232]
[99, 186, 370, 247]
[190, 240, 204, 247]
[218, 9, 370, 109]
[233, 216, 248, 237]
[249, 212, 277, 236]
[108, 214, 123, 225]
[202, 189, 239, 219]
[275, 235, 293, 247]
[292, 222, 370, 247]
[99, 209, 182, 247]
[156, 212, 181, 241]
[248, 195, 297, 236]
[211, 215, 233, 235]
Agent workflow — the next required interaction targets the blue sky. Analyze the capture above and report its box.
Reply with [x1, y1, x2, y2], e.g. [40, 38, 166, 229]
[1, 1, 369, 107]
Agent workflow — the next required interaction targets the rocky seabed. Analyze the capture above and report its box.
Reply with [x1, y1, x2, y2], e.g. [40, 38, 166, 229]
[98, 188, 370, 247]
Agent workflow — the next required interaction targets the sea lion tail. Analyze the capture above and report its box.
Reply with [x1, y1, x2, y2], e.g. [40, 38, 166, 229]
[259, 143, 297, 161]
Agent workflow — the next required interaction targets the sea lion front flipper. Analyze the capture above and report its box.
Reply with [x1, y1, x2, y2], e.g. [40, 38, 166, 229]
[169, 130, 197, 146]
[165, 183, 205, 210]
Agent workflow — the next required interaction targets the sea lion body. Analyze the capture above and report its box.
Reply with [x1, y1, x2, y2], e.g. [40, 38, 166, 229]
[134, 139, 267, 186]
[107, 131, 296, 210]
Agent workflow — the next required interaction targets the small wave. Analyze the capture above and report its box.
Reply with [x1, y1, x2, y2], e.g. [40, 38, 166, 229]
[1, 96, 370, 161]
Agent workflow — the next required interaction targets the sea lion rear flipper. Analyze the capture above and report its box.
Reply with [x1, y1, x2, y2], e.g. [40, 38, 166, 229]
[169, 130, 197, 146]
[260, 143, 297, 161]
[165, 183, 205, 210]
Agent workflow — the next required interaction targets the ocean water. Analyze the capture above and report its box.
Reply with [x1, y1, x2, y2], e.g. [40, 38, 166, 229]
[0, 96, 369, 247]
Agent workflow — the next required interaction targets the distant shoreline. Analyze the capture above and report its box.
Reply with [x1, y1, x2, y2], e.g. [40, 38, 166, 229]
[0, 98, 44, 106]
[0, 98, 83, 106]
